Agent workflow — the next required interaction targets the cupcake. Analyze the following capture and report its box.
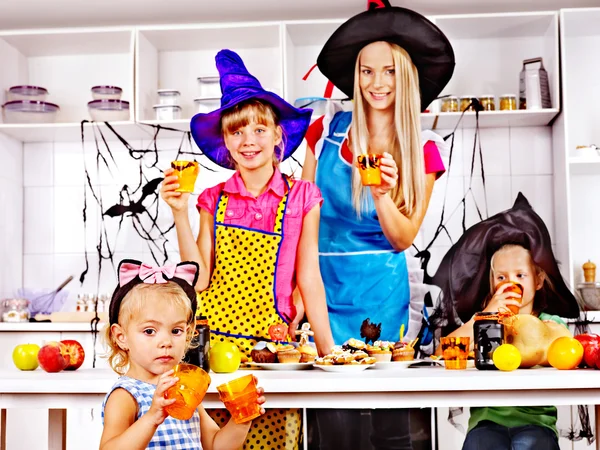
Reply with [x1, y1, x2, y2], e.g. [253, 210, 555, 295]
[298, 344, 318, 363]
[250, 341, 276, 364]
[277, 344, 301, 363]
[366, 341, 393, 362]
[392, 341, 415, 361]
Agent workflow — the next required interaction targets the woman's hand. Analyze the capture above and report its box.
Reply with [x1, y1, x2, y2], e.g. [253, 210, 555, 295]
[147, 370, 178, 426]
[484, 283, 522, 313]
[160, 168, 190, 213]
[370, 152, 398, 199]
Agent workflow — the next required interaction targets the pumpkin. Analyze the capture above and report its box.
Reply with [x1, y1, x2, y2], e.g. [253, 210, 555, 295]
[503, 315, 571, 368]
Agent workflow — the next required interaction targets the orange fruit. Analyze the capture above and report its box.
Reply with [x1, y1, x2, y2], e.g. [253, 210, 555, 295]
[547, 336, 583, 370]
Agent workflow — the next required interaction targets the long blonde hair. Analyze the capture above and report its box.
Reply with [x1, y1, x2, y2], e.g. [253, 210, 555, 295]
[103, 282, 196, 375]
[350, 42, 425, 218]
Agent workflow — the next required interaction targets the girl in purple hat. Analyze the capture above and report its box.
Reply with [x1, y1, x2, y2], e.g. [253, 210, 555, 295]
[161, 49, 334, 450]
[302, 1, 454, 449]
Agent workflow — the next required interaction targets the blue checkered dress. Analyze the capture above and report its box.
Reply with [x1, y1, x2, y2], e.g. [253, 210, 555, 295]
[102, 376, 202, 449]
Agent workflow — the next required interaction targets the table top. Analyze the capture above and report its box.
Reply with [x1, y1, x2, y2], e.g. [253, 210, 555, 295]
[2, 366, 600, 395]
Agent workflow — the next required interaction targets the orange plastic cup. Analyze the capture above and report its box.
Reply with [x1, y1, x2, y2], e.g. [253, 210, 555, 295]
[164, 363, 211, 420]
[441, 336, 470, 370]
[357, 154, 382, 186]
[216, 374, 261, 424]
[171, 160, 200, 193]
[498, 281, 523, 314]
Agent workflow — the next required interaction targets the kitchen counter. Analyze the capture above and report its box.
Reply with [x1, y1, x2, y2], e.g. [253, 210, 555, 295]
[1, 366, 600, 450]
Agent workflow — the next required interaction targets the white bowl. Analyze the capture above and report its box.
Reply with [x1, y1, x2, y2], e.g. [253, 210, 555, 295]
[197, 76, 220, 98]
[7, 85, 49, 102]
[91, 86, 122, 100]
[194, 97, 220, 114]
[157, 89, 181, 106]
[87, 99, 129, 121]
[2, 100, 59, 123]
[153, 104, 181, 121]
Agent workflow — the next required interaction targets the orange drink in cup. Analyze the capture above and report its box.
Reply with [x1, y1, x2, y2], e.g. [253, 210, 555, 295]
[171, 160, 200, 193]
[217, 374, 261, 424]
[497, 281, 523, 314]
[164, 363, 211, 420]
[357, 154, 383, 186]
[440, 336, 470, 370]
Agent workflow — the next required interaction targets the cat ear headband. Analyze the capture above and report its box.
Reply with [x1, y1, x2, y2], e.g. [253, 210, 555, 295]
[109, 259, 199, 325]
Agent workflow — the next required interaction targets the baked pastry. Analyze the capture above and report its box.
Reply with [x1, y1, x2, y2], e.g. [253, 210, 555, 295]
[392, 341, 415, 361]
[250, 341, 276, 364]
[366, 341, 393, 362]
[277, 345, 301, 363]
[298, 344, 318, 363]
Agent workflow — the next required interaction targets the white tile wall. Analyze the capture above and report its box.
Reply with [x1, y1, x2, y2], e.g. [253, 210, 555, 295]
[419, 126, 556, 279]
[0, 132, 23, 297]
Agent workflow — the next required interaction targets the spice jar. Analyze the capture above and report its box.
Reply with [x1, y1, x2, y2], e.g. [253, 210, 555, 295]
[479, 95, 495, 111]
[2, 298, 30, 322]
[441, 96, 459, 112]
[500, 95, 517, 111]
[583, 261, 597, 283]
[473, 312, 503, 370]
[460, 96, 477, 112]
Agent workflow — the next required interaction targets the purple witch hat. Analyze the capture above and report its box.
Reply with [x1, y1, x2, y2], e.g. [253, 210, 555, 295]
[190, 50, 312, 170]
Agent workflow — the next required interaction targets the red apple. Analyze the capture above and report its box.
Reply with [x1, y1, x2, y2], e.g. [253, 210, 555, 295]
[61, 340, 85, 371]
[575, 333, 600, 350]
[583, 344, 599, 368]
[38, 341, 69, 373]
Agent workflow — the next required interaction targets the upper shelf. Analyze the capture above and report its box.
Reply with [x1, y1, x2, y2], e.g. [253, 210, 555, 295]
[0, 109, 560, 143]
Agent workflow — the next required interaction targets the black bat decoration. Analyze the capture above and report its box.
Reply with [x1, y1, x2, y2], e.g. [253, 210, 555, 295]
[104, 177, 163, 218]
[360, 318, 382, 345]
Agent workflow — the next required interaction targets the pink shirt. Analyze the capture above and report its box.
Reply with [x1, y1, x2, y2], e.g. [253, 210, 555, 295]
[197, 168, 323, 320]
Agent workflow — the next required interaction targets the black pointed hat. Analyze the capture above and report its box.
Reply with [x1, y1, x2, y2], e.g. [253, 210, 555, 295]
[430, 193, 580, 323]
[316, 0, 455, 111]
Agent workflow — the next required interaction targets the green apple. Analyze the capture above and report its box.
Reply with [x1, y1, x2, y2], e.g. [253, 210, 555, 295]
[13, 343, 41, 371]
[209, 342, 241, 373]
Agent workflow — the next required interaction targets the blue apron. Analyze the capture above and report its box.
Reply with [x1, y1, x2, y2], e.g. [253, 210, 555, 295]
[315, 111, 410, 344]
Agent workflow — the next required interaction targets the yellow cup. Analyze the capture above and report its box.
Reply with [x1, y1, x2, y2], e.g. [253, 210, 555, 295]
[357, 154, 382, 186]
[171, 160, 199, 193]
[441, 337, 470, 370]
[216, 374, 262, 424]
[164, 363, 211, 420]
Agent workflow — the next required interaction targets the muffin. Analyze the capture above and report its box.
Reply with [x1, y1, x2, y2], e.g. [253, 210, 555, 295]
[366, 341, 393, 362]
[250, 341, 276, 364]
[392, 342, 415, 361]
[277, 344, 301, 363]
[298, 344, 318, 363]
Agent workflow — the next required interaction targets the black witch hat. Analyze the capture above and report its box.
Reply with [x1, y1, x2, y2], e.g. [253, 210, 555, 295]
[316, 0, 455, 111]
[430, 193, 580, 325]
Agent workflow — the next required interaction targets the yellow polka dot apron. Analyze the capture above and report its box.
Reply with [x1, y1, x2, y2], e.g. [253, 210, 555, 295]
[199, 175, 302, 449]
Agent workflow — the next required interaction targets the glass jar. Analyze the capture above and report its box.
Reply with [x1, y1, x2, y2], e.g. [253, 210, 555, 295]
[473, 312, 504, 370]
[460, 96, 477, 112]
[2, 298, 30, 322]
[479, 95, 495, 111]
[500, 94, 517, 111]
[441, 96, 459, 112]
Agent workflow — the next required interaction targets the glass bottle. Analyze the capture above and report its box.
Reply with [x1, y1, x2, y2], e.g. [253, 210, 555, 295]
[184, 315, 210, 372]
[474, 312, 503, 370]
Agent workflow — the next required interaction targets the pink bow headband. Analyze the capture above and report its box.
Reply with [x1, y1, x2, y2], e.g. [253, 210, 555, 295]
[110, 259, 199, 325]
[119, 262, 197, 287]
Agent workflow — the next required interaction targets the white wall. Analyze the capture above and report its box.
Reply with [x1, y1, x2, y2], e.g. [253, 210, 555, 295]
[0, 132, 23, 297]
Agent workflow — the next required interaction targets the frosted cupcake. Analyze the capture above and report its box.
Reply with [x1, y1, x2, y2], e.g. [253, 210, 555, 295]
[250, 341, 276, 363]
[366, 341, 393, 362]
[392, 341, 415, 361]
[298, 344, 318, 363]
[277, 344, 301, 363]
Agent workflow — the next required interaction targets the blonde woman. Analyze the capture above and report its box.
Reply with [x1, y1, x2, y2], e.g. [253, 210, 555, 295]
[302, 2, 454, 449]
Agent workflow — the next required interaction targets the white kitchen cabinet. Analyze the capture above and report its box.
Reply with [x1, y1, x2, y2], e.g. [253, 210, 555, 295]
[552, 8, 600, 290]
[0, 27, 135, 142]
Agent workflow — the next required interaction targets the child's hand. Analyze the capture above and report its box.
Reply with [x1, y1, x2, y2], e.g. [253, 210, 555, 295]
[370, 152, 398, 199]
[160, 168, 190, 213]
[484, 283, 522, 313]
[147, 370, 178, 427]
[255, 377, 266, 416]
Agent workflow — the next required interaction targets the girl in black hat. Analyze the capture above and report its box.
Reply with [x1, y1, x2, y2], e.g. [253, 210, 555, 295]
[302, 1, 454, 449]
